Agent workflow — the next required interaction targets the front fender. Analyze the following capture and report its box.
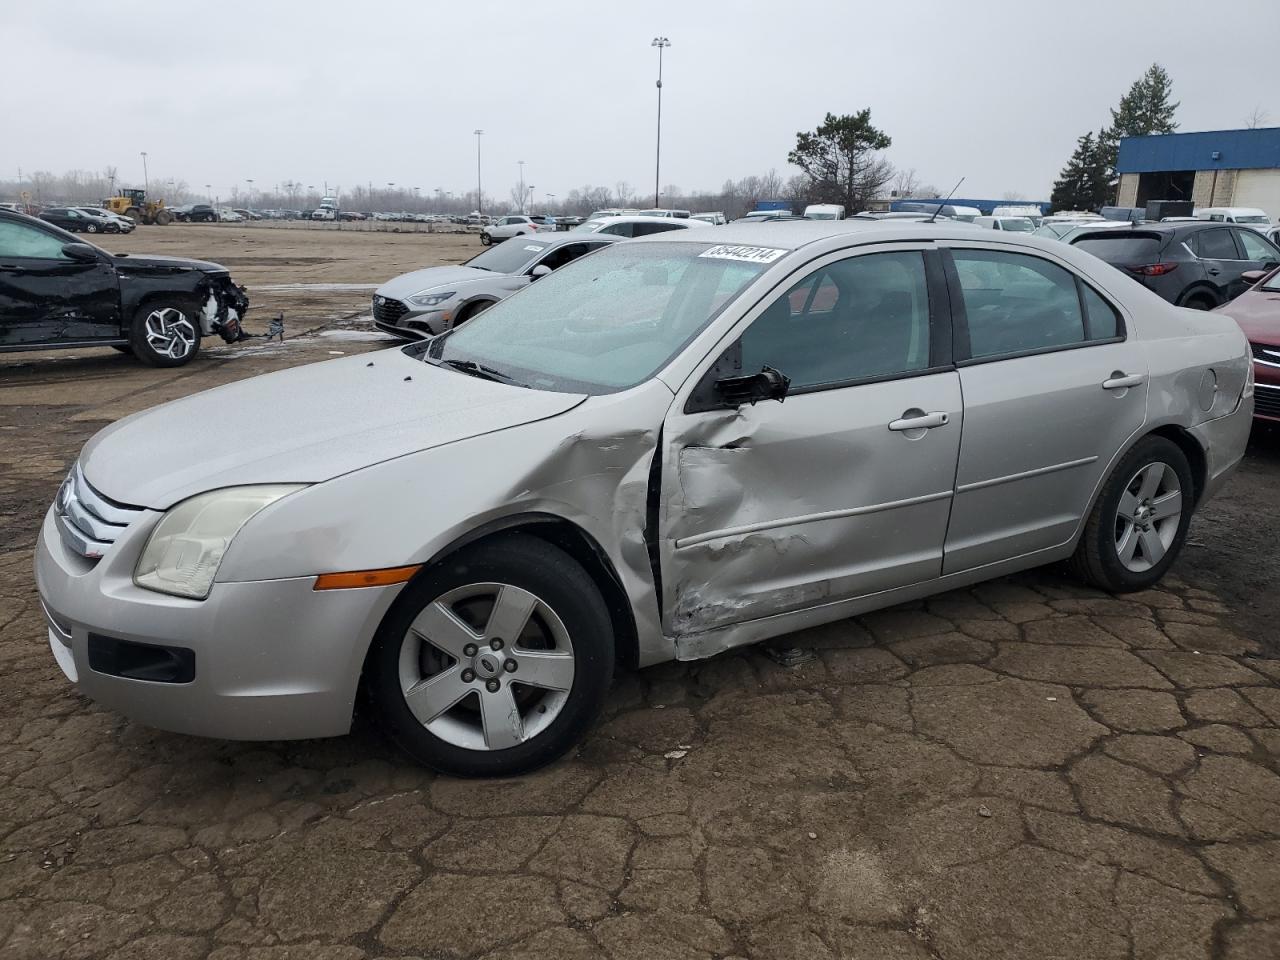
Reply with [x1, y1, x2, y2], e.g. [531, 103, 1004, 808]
[216, 380, 677, 661]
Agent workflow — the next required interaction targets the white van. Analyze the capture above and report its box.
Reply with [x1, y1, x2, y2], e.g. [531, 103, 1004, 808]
[973, 216, 1035, 233]
[1195, 207, 1272, 232]
[803, 204, 846, 221]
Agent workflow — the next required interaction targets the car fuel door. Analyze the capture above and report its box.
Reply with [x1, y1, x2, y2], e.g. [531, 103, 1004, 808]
[657, 245, 961, 646]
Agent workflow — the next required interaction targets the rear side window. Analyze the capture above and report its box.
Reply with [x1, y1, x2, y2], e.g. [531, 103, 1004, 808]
[1074, 235, 1162, 261]
[952, 250, 1085, 358]
[1080, 285, 1121, 340]
[633, 221, 682, 237]
[1237, 229, 1280, 262]
[1190, 228, 1240, 260]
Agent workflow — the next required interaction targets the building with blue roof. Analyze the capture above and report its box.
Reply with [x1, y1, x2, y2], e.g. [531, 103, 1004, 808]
[1116, 127, 1280, 217]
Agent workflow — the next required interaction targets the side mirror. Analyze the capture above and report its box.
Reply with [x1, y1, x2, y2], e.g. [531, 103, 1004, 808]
[61, 243, 101, 262]
[714, 365, 791, 406]
[530, 264, 552, 280]
[1240, 269, 1267, 284]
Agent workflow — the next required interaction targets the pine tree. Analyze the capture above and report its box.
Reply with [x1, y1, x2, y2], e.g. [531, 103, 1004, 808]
[1099, 63, 1180, 184]
[1050, 132, 1114, 213]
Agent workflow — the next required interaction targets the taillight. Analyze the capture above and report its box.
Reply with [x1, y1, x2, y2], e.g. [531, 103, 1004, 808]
[1126, 263, 1179, 277]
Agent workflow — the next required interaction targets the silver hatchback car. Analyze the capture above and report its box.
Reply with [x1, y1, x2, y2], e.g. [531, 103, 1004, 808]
[37, 221, 1252, 776]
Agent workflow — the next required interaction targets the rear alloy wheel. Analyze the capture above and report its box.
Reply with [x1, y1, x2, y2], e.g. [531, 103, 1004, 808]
[366, 535, 614, 776]
[129, 303, 201, 367]
[1071, 436, 1194, 592]
[480, 232, 492, 246]
[85, 223, 99, 233]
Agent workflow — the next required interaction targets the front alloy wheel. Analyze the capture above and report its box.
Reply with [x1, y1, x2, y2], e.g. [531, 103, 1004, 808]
[129, 304, 202, 367]
[366, 534, 614, 776]
[398, 583, 576, 751]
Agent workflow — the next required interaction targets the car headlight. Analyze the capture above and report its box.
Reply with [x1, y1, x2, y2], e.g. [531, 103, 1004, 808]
[134, 485, 306, 599]
[407, 290, 455, 307]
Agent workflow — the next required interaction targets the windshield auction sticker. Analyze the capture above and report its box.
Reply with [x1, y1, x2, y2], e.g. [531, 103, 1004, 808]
[698, 245, 787, 264]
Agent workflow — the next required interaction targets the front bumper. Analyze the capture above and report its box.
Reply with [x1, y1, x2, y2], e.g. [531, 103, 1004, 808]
[371, 295, 446, 338]
[35, 504, 402, 741]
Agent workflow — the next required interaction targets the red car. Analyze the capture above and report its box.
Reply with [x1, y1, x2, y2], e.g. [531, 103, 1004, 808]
[1217, 265, 1280, 422]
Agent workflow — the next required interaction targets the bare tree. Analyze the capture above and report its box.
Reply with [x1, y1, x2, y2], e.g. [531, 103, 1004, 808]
[614, 181, 636, 207]
[1001, 190, 1026, 201]
[892, 168, 921, 198]
[1245, 105, 1271, 129]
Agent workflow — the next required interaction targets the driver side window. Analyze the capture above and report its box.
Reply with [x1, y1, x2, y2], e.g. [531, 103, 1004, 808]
[739, 251, 933, 390]
[0, 221, 71, 260]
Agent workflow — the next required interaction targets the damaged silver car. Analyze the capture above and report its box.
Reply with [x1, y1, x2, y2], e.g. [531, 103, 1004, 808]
[36, 221, 1252, 775]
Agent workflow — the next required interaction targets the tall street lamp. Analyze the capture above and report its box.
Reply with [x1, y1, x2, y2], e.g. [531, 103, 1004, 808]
[651, 37, 670, 208]
[140, 151, 150, 196]
[246, 179, 254, 205]
[474, 129, 485, 214]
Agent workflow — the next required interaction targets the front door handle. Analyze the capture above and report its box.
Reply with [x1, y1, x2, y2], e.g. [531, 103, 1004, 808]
[1207, 267, 1221, 276]
[888, 411, 950, 431]
[1102, 373, 1146, 390]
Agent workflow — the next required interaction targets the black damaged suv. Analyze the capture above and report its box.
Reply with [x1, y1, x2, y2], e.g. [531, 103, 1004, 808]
[0, 209, 249, 367]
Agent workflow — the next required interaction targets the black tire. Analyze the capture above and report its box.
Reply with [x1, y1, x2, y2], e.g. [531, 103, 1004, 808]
[364, 534, 615, 777]
[480, 232, 492, 246]
[85, 223, 99, 234]
[452, 301, 491, 328]
[1181, 291, 1216, 310]
[128, 302, 202, 367]
[1070, 435, 1195, 593]
[154, 209, 172, 226]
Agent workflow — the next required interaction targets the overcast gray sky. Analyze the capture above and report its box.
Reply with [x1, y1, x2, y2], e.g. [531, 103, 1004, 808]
[4, 0, 1277, 203]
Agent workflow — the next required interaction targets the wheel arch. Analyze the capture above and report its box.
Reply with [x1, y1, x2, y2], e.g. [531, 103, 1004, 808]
[374, 512, 641, 673]
[1146, 423, 1208, 506]
[1176, 283, 1222, 308]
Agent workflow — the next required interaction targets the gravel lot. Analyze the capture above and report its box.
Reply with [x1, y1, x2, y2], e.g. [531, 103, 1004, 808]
[1, 223, 1277, 960]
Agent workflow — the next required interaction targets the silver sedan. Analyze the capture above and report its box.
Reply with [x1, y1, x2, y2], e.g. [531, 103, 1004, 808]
[36, 221, 1252, 776]
[371, 232, 617, 337]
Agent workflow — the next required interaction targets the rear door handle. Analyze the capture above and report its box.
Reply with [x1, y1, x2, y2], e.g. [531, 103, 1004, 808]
[1102, 373, 1145, 390]
[888, 411, 950, 431]
[1207, 267, 1221, 276]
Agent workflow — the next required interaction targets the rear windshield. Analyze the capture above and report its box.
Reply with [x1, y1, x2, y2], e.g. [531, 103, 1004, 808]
[1074, 234, 1163, 262]
[1235, 215, 1270, 224]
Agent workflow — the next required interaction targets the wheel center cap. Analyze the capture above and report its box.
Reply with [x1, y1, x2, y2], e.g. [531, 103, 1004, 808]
[473, 652, 502, 679]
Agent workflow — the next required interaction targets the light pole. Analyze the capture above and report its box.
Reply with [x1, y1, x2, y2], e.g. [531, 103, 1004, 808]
[473, 129, 484, 214]
[651, 37, 670, 208]
[528, 185, 535, 213]
[140, 151, 150, 196]
[246, 179, 254, 206]
[205, 183, 212, 207]
[518, 160, 525, 213]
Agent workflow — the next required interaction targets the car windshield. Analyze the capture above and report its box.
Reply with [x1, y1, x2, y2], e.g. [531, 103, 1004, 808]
[999, 218, 1035, 232]
[1236, 215, 1270, 224]
[465, 239, 550, 273]
[574, 219, 608, 232]
[1262, 270, 1280, 292]
[426, 241, 777, 394]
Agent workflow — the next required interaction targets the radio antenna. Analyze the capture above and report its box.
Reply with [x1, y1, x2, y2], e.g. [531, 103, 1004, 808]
[927, 177, 965, 223]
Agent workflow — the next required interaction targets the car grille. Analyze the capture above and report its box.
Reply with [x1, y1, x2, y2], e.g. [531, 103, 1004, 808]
[55, 465, 144, 560]
[373, 295, 409, 326]
[1250, 342, 1280, 368]
[1255, 383, 1280, 419]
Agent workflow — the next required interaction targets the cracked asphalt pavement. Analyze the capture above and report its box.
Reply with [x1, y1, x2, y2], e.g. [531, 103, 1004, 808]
[1, 226, 1278, 960]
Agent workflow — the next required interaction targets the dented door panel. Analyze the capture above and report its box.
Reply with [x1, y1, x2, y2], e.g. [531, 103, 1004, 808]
[659, 372, 962, 644]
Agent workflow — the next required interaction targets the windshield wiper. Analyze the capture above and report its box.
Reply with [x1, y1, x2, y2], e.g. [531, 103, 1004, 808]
[436, 357, 526, 387]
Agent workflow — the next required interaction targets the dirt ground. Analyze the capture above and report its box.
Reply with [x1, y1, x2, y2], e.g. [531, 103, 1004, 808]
[1, 224, 1278, 960]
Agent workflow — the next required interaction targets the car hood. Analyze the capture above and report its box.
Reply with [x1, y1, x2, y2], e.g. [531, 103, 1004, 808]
[376, 266, 498, 299]
[1218, 287, 1280, 344]
[113, 254, 229, 275]
[81, 348, 586, 508]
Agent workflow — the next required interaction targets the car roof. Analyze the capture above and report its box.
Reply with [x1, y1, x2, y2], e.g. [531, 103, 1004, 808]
[584, 215, 703, 227]
[525, 230, 619, 247]
[627, 218, 1060, 251]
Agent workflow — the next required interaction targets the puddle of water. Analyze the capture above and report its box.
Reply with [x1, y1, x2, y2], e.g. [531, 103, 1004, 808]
[254, 283, 380, 292]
